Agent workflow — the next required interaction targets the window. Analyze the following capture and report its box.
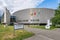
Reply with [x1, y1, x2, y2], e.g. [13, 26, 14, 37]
[18, 20, 28, 22]
[31, 19, 39, 21]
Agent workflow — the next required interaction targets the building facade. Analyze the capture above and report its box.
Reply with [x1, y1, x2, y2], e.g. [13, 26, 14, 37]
[13, 8, 55, 25]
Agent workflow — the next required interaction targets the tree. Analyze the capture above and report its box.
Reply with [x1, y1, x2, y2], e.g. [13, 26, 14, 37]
[51, 3, 60, 27]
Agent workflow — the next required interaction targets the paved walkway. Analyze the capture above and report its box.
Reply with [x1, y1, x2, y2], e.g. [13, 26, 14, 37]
[24, 26, 60, 40]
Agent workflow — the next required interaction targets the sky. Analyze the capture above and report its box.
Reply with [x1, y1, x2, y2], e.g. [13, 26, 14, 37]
[37, 0, 58, 9]
[0, 0, 59, 16]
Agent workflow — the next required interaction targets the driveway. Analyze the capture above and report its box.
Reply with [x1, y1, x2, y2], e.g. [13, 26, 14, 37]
[24, 25, 60, 40]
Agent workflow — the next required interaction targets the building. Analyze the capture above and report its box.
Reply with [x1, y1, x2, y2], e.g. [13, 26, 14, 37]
[13, 8, 55, 25]
[1, 7, 10, 25]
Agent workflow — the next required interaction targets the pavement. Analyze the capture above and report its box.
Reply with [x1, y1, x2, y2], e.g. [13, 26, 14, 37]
[24, 25, 60, 40]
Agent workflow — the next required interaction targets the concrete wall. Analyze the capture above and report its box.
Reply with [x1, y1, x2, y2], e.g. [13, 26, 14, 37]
[13, 8, 55, 24]
[6, 8, 10, 24]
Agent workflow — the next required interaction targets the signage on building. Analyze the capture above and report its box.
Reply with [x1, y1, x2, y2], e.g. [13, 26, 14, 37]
[30, 11, 36, 16]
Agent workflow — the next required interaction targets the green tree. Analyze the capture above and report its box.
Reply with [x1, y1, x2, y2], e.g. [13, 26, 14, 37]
[51, 3, 60, 27]
[55, 3, 60, 16]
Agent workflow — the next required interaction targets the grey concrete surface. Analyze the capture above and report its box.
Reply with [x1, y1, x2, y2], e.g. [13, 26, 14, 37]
[24, 26, 60, 40]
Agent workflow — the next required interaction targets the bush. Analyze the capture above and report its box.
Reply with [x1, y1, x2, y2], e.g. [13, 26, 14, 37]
[51, 15, 60, 26]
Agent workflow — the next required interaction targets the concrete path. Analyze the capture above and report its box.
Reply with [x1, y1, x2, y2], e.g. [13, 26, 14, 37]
[24, 26, 60, 40]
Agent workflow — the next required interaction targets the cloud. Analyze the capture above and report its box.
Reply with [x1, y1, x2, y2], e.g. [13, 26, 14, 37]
[0, 0, 44, 14]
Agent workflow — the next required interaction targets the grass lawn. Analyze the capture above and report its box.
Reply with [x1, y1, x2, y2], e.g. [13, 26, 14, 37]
[0, 24, 34, 40]
[29, 25, 56, 30]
